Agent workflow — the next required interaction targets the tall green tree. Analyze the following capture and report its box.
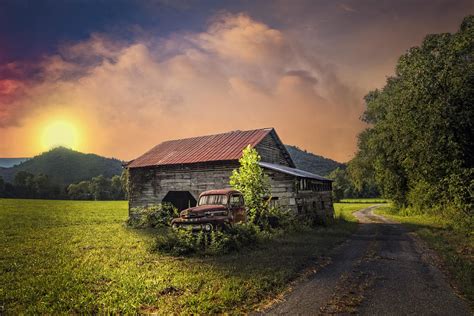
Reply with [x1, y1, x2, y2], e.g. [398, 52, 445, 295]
[111, 175, 125, 200]
[33, 174, 51, 199]
[0, 176, 5, 197]
[14, 171, 35, 198]
[353, 16, 473, 227]
[120, 169, 130, 199]
[230, 145, 270, 225]
[90, 175, 112, 200]
[67, 181, 92, 200]
[328, 168, 353, 202]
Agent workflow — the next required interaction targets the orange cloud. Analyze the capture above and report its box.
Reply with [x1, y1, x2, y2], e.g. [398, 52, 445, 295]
[0, 13, 366, 162]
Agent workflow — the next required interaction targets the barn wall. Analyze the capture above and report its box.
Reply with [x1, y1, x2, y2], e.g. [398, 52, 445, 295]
[295, 191, 334, 222]
[264, 170, 334, 219]
[264, 169, 298, 212]
[255, 133, 292, 167]
[128, 163, 237, 211]
[128, 163, 334, 221]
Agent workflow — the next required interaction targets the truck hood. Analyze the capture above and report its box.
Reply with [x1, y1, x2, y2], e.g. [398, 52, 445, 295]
[180, 205, 227, 217]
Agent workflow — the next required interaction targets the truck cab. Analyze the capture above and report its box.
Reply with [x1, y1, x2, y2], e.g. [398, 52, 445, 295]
[171, 189, 246, 231]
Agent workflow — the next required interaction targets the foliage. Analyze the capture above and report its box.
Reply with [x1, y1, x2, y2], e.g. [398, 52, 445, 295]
[0, 146, 122, 185]
[328, 167, 379, 201]
[66, 181, 92, 200]
[0, 199, 369, 314]
[0, 176, 5, 195]
[127, 204, 178, 228]
[230, 145, 270, 226]
[350, 16, 474, 229]
[340, 198, 389, 204]
[328, 168, 354, 201]
[89, 175, 111, 200]
[262, 205, 300, 231]
[6, 171, 59, 199]
[285, 145, 344, 176]
[120, 168, 130, 199]
[66, 174, 127, 201]
[154, 224, 261, 256]
[0, 147, 125, 200]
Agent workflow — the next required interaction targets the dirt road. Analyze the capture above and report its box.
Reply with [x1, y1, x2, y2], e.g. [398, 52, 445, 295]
[262, 206, 471, 315]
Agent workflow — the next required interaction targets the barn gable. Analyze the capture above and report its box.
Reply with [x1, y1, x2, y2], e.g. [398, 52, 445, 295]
[255, 129, 294, 167]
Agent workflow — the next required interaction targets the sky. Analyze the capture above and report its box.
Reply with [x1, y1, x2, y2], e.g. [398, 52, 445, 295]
[0, 0, 472, 162]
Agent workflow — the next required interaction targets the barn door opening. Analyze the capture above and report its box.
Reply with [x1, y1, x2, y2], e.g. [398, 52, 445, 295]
[162, 191, 197, 211]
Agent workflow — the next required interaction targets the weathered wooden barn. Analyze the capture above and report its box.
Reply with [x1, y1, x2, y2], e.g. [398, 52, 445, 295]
[126, 128, 334, 222]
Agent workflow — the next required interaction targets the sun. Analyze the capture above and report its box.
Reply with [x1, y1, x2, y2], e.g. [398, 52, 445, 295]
[41, 120, 80, 151]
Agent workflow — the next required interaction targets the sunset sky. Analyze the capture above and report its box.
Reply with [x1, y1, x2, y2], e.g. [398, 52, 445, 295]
[0, 0, 472, 162]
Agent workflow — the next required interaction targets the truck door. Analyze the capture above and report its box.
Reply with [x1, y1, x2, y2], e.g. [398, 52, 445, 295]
[230, 194, 246, 223]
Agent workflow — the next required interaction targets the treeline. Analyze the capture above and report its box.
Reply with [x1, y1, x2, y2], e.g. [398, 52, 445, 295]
[347, 16, 473, 229]
[0, 171, 128, 200]
[328, 167, 379, 201]
[67, 174, 127, 200]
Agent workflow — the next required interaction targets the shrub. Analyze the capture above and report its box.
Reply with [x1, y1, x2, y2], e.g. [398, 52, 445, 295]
[154, 229, 198, 255]
[154, 224, 261, 256]
[260, 205, 300, 231]
[439, 168, 474, 231]
[407, 180, 438, 214]
[127, 203, 178, 228]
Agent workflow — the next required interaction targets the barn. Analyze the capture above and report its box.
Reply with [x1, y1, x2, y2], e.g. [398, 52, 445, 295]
[126, 128, 334, 223]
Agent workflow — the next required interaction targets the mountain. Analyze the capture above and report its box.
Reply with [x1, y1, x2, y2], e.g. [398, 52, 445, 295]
[0, 158, 30, 168]
[285, 145, 344, 176]
[0, 147, 123, 185]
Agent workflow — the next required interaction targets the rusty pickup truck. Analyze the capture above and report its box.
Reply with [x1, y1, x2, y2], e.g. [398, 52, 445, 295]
[171, 189, 246, 231]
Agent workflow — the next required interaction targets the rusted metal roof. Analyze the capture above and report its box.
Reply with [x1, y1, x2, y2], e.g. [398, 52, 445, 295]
[259, 161, 332, 182]
[127, 128, 274, 168]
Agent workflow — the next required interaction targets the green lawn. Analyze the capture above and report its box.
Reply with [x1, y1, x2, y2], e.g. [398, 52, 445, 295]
[0, 199, 373, 314]
[340, 198, 389, 204]
[376, 206, 473, 305]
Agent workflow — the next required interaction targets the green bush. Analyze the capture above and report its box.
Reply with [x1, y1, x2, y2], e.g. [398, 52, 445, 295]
[439, 168, 474, 231]
[154, 224, 261, 256]
[127, 203, 178, 228]
[407, 180, 438, 214]
[261, 206, 300, 231]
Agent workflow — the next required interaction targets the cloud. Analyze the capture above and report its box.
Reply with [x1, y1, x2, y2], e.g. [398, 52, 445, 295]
[0, 13, 365, 161]
[199, 13, 289, 65]
[338, 3, 357, 13]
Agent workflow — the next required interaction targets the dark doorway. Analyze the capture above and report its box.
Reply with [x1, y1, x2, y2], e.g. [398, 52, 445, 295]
[162, 191, 197, 210]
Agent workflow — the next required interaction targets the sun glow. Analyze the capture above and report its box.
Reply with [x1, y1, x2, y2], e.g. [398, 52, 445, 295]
[41, 120, 80, 151]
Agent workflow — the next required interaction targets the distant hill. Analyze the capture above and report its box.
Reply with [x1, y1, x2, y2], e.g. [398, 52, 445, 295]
[0, 147, 123, 185]
[0, 158, 30, 168]
[286, 145, 344, 176]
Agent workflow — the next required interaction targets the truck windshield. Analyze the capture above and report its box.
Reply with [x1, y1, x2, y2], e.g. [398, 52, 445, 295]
[199, 194, 228, 206]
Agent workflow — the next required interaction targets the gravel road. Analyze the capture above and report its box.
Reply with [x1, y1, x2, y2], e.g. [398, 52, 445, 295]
[262, 206, 472, 315]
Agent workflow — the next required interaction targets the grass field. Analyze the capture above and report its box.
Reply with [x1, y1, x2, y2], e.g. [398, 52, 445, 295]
[0, 199, 375, 314]
[376, 206, 473, 305]
[339, 198, 389, 204]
